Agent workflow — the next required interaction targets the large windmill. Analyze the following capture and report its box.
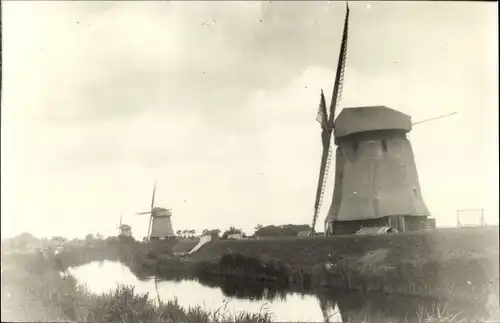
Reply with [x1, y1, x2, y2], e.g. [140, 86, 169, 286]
[310, 4, 455, 236]
[137, 182, 175, 241]
[117, 211, 132, 237]
[310, 3, 350, 235]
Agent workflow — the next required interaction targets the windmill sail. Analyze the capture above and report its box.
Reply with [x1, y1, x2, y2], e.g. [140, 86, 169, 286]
[328, 2, 350, 125]
[147, 181, 156, 239]
[316, 90, 329, 129]
[311, 3, 350, 234]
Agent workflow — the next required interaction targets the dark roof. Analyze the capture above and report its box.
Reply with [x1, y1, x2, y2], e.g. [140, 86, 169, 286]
[153, 207, 172, 217]
[334, 106, 412, 138]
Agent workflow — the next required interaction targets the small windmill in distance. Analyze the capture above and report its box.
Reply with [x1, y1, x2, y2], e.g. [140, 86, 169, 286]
[136, 181, 176, 241]
[117, 211, 132, 238]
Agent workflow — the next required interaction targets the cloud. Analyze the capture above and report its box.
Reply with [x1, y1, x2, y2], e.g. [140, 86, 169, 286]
[1, 1, 497, 238]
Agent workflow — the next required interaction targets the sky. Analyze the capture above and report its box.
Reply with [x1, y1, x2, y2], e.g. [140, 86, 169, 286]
[1, 1, 498, 239]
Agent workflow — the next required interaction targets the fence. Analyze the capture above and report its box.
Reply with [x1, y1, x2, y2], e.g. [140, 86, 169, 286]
[456, 208, 485, 228]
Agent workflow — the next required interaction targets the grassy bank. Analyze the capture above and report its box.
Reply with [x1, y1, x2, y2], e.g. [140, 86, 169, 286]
[54, 238, 196, 269]
[2, 239, 499, 322]
[1, 253, 271, 323]
[188, 227, 499, 302]
[15, 227, 498, 309]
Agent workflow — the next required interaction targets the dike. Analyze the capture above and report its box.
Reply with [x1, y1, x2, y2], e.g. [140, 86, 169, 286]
[188, 227, 499, 303]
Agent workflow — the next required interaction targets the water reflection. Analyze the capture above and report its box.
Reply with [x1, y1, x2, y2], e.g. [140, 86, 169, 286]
[197, 276, 290, 301]
[68, 260, 337, 322]
[68, 260, 489, 323]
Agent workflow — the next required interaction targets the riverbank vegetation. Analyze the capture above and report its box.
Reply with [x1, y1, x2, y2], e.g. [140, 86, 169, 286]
[2, 236, 499, 322]
[189, 227, 499, 301]
[3, 227, 498, 321]
[1, 253, 271, 323]
[8, 227, 496, 303]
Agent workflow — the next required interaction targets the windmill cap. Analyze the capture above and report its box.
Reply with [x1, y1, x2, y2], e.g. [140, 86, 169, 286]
[153, 207, 172, 217]
[334, 106, 412, 138]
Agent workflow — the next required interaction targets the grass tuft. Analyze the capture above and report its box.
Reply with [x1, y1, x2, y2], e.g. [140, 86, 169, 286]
[1, 254, 271, 323]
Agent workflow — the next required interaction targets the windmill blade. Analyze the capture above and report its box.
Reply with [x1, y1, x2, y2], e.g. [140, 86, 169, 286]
[328, 2, 350, 127]
[119, 211, 123, 227]
[151, 181, 156, 210]
[147, 181, 156, 240]
[316, 90, 329, 129]
[147, 214, 153, 241]
[311, 141, 333, 232]
[136, 211, 151, 215]
[310, 4, 350, 234]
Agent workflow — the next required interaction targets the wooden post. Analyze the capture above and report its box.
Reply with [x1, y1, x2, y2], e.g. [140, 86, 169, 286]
[399, 216, 406, 233]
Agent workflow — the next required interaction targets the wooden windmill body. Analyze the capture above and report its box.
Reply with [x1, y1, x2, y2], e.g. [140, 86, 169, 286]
[325, 106, 431, 235]
[149, 207, 175, 239]
[137, 182, 175, 241]
[117, 212, 132, 237]
[118, 224, 133, 237]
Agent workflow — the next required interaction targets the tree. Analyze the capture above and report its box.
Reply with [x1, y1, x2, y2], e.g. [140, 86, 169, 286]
[84, 233, 94, 244]
[176, 230, 182, 236]
[106, 236, 119, 244]
[202, 229, 221, 238]
[222, 227, 242, 240]
[51, 236, 67, 244]
[254, 224, 263, 232]
[13, 232, 38, 250]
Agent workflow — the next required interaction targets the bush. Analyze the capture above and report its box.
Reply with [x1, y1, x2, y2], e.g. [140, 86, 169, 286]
[194, 253, 290, 285]
[222, 227, 243, 240]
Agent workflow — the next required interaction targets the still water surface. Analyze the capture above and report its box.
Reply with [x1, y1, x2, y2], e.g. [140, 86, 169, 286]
[68, 260, 479, 322]
[68, 260, 338, 322]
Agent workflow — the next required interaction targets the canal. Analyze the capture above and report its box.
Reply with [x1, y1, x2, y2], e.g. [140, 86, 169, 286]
[68, 260, 489, 322]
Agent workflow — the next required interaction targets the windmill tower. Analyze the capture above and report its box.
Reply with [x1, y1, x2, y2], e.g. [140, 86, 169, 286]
[137, 182, 175, 241]
[310, 4, 444, 236]
[325, 106, 432, 235]
[117, 212, 132, 237]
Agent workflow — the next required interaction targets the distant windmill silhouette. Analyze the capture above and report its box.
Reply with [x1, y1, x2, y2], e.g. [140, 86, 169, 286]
[136, 181, 175, 241]
[117, 211, 132, 237]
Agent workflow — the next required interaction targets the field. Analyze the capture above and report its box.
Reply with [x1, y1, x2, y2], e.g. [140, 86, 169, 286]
[190, 227, 499, 266]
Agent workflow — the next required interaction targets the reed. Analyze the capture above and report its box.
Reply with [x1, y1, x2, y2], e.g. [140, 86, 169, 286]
[1, 254, 271, 323]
